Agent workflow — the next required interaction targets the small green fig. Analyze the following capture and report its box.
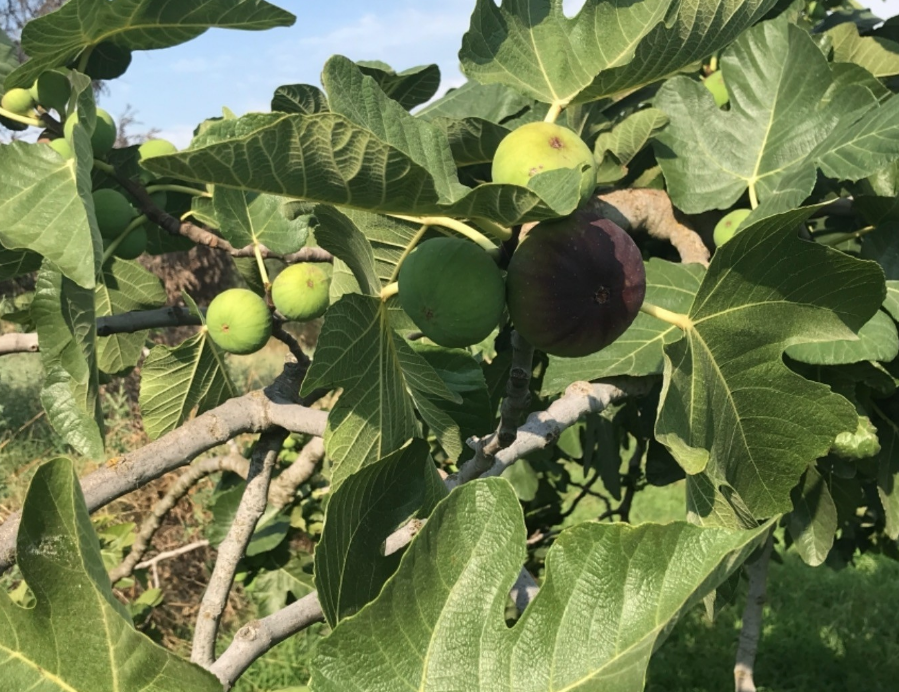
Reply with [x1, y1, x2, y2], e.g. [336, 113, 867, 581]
[713, 208, 752, 246]
[92, 189, 137, 239]
[138, 138, 178, 160]
[703, 71, 729, 108]
[111, 227, 147, 260]
[271, 263, 331, 321]
[398, 237, 505, 348]
[206, 288, 272, 355]
[30, 70, 71, 113]
[1, 88, 36, 115]
[64, 108, 117, 156]
[492, 121, 597, 204]
[48, 138, 73, 159]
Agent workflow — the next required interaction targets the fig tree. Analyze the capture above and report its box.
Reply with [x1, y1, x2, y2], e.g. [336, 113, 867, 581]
[64, 108, 117, 156]
[29, 70, 71, 113]
[139, 138, 178, 160]
[206, 288, 272, 355]
[713, 208, 752, 246]
[703, 71, 729, 108]
[506, 210, 646, 358]
[92, 189, 136, 239]
[271, 263, 331, 321]
[1, 88, 36, 115]
[398, 237, 505, 348]
[492, 121, 597, 204]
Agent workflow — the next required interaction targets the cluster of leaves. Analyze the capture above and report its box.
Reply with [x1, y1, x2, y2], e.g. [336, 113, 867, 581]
[2, 0, 899, 690]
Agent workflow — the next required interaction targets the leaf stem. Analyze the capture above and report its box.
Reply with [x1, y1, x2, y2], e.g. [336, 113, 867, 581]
[145, 183, 212, 198]
[639, 301, 693, 331]
[390, 214, 502, 247]
[101, 214, 148, 264]
[93, 159, 116, 175]
[76, 47, 94, 74]
[708, 55, 719, 73]
[544, 103, 564, 124]
[471, 217, 513, 242]
[748, 184, 759, 210]
[388, 224, 430, 284]
[0, 106, 41, 127]
[815, 225, 875, 246]
[380, 281, 399, 302]
[254, 243, 271, 288]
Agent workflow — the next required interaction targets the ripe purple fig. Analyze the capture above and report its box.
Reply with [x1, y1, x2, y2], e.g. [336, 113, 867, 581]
[506, 210, 646, 357]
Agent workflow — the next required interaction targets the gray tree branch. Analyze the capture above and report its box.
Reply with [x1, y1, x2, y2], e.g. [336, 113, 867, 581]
[0, 361, 327, 574]
[192, 430, 287, 667]
[734, 530, 775, 692]
[268, 436, 325, 510]
[0, 332, 39, 354]
[108, 454, 250, 585]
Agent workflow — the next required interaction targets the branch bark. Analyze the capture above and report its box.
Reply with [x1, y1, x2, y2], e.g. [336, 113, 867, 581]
[0, 332, 39, 355]
[210, 592, 325, 690]
[135, 539, 210, 590]
[0, 361, 327, 575]
[594, 188, 710, 266]
[734, 530, 774, 692]
[108, 454, 250, 584]
[192, 430, 286, 667]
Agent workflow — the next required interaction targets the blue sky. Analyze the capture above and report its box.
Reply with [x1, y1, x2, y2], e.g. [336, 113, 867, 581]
[97, 0, 899, 147]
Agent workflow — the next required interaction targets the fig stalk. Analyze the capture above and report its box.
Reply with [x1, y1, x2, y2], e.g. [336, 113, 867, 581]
[544, 102, 563, 123]
[380, 282, 400, 301]
[388, 223, 431, 283]
[101, 214, 149, 264]
[0, 106, 40, 127]
[145, 184, 212, 198]
[639, 302, 692, 331]
[254, 243, 271, 288]
[390, 214, 504, 245]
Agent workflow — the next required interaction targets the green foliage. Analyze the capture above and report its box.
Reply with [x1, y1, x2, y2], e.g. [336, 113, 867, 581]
[398, 237, 506, 347]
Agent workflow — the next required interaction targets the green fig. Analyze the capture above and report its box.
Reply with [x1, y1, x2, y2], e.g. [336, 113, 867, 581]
[205, 288, 272, 355]
[713, 208, 752, 246]
[29, 70, 71, 113]
[48, 138, 73, 159]
[271, 263, 331, 321]
[492, 121, 597, 204]
[703, 71, 729, 108]
[398, 237, 505, 348]
[138, 138, 178, 160]
[1, 88, 36, 115]
[64, 108, 117, 156]
[111, 227, 147, 260]
[92, 189, 137, 239]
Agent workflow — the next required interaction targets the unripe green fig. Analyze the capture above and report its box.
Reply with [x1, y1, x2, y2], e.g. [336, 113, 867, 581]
[271, 263, 331, 321]
[29, 70, 71, 113]
[703, 71, 729, 108]
[398, 237, 505, 348]
[205, 288, 272, 355]
[506, 209, 646, 358]
[832, 416, 880, 460]
[1, 87, 36, 115]
[492, 121, 597, 204]
[64, 108, 117, 156]
[713, 208, 752, 246]
[92, 189, 136, 239]
[138, 138, 177, 160]
[48, 138, 73, 159]
[111, 226, 147, 260]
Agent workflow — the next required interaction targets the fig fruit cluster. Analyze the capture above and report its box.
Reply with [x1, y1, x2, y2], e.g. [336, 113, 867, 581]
[204, 263, 331, 356]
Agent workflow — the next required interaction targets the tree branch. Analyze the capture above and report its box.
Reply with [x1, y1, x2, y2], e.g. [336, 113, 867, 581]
[192, 430, 286, 667]
[108, 454, 250, 584]
[453, 330, 534, 484]
[0, 361, 327, 575]
[135, 540, 210, 590]
[0, 332, 39, 355]
[268, 436, 325, 510]
[210, 592, 325, 690]
[734, 530, 775, 692]
[594, 189, 710, 266]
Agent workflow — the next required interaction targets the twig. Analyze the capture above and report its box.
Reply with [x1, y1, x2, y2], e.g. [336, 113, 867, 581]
[192, 430, 287, 667]
[0, 333, 39, 355]
[135, 540, 211, 590]
[452, 331, 534, 484]
[734, 530, 775, 692]
[108, 455, 250, 584]
[0, 361, 326, 574]
[210, 592, 325, 690]
[268, 436, 325, 509]
[594, 189, 710, 266]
